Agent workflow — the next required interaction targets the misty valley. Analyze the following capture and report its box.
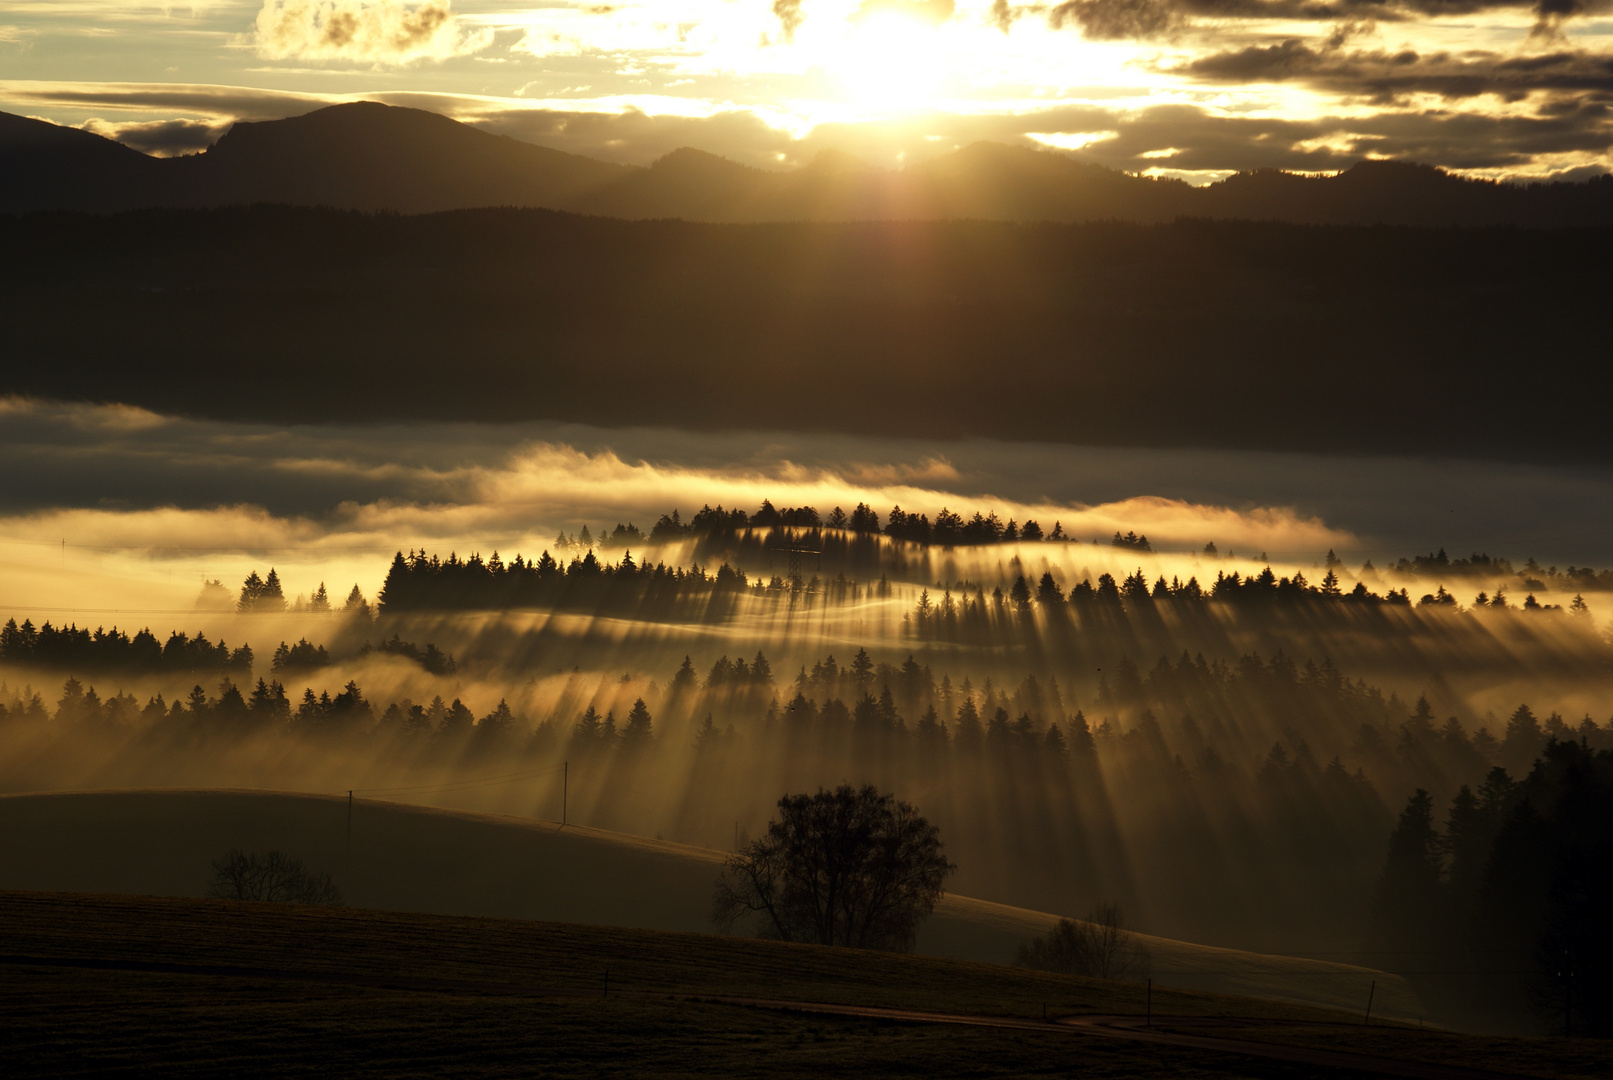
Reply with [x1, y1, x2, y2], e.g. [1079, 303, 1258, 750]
[4, 503, 1611, 1038]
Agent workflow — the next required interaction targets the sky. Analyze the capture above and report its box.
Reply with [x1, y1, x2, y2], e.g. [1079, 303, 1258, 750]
[1, 0, 1611, 183]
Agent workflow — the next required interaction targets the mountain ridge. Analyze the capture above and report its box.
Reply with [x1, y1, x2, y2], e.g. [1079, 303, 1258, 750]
[4, 101, 1611, 226]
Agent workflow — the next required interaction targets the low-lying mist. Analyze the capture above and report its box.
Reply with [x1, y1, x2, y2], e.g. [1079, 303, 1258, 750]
[5, 395, 1613, 1034]
[4, 522, 1611, 954]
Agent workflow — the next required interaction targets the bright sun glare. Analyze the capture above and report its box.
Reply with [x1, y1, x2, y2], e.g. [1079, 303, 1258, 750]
[828, 11, 947, 112]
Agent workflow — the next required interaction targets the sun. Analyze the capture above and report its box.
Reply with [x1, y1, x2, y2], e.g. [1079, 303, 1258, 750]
[828, 10, 948, 113]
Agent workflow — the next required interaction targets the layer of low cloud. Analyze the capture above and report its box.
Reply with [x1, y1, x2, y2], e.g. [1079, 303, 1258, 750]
[0, 398, 1358, 567]
[10, 396, 1613, 569]
[253, 0, 493, 64]
[79, 116, 231, 156]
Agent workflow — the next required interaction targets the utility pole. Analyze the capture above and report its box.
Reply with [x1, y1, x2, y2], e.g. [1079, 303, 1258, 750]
[1363, 980, 1375, 1026]
[1563, 949, 1573, 1039]
[562, 762, 568, 827]
[347, 790, 353, 854]
[1147, 979, 1152, 1026]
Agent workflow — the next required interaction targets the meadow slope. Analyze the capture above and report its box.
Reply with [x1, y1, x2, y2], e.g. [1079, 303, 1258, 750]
[0, 788, 1420, 1016]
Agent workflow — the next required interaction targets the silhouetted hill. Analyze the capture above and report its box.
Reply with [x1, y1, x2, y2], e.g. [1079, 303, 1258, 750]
[3, 206, 1610, 463]
[184, 101, 634, 213]
[4, 102, 1611, 226]
[0, 112, 165, 213]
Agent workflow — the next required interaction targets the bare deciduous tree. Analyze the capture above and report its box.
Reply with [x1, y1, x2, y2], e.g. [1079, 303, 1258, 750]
[713, 784, 954, 951]
[208, 849, 343, 905]
[1017, 902, 1151, 980]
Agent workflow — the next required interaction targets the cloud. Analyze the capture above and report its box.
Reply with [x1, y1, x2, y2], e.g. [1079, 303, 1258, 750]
[1179, 38, 1613, 103]
[0, 397, 1358, 565]
[79, 116, 230, 156]
[0, 80, 336, 120]
[854, 0, 958, 24]
[252, 0, 493, 64]
[772, 0, 804, 40]
[1048, 0, 1182, 40]
[8, 393, 1613, 576]
[1017, 0, 1613, 41]
[475, 94, 1613, 175]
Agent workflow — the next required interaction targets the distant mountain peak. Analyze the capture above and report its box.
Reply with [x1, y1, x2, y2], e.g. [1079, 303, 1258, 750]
[649, 146, 759, 173]
[2, 104, 1609, 225]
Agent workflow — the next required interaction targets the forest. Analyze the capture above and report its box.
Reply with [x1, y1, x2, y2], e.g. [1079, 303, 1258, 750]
[3, 207, 1611, 463]
[3, 633, 1610, 1033]
[1373, 741, 1613, 1036]
[3, 497, 1611, 1035]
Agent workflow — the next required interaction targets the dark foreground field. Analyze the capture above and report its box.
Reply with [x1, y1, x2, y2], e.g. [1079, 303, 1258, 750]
[3, 892, 1605, 1079]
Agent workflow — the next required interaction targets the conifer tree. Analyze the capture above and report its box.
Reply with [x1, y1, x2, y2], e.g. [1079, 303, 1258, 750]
[1370, 789, 1444, 958]
[260, 569, 286, 612]
[623, 698, 653, 744]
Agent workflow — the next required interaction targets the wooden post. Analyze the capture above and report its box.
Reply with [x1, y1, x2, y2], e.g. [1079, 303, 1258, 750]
[562, 762, 568, 827]
[1364, 980, 1376, 1026]
[1564, 950, 1573, 1039]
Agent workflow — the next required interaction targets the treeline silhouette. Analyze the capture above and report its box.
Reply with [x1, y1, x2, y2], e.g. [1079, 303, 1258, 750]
[647, 501, 1075, 545]
[5, 207, 1612, 462]
[1391, 549, 1613, 594]
[356, 634, 458, 676]
[374, 547, 893, 614]
[0, 616, 456, 682]
[222, 570, 372, 616]
[912, 566, 1595, 643]
[1374, 736, 1613, 1034]
[0, 618, 253, 675]
[335, 510, 1613, 624]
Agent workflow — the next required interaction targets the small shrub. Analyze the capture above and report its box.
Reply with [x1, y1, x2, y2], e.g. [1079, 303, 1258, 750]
[1017, 902, 1150, 981]
[208, 849, 343, 905]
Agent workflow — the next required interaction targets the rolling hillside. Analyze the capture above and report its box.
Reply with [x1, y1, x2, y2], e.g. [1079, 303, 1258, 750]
[0, 787, 1421, 1017]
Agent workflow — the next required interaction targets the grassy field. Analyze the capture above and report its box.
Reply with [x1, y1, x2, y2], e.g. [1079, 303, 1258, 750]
[0, 891, 1381, 1080]
[5, 966, 1355, 1080]
[0, 891, 1342, 1021]
[5, 891, 1607, 1079]
[1150, 1023, 1613, 1080]
[0, 788, 1419, 1015]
